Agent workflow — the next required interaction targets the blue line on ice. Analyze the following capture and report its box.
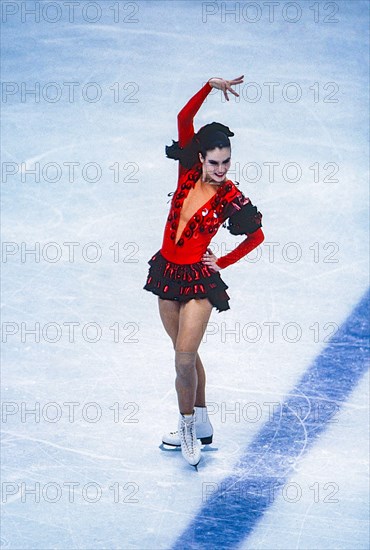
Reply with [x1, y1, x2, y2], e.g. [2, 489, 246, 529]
[173, 288, 370, 549]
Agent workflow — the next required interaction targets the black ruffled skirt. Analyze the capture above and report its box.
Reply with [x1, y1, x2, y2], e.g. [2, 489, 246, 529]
[143, 250, 230, 312]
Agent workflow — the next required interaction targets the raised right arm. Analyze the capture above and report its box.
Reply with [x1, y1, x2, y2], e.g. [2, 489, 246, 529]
[174, 75, 243, 178]
[177, 80, 212, 148]
[176, 80, 213, 178]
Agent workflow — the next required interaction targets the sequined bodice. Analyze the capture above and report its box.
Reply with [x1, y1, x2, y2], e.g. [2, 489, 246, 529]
[160, 163, 242, 264]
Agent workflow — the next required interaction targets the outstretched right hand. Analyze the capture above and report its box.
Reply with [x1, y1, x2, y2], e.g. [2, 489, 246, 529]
[208, 75, 244, 101]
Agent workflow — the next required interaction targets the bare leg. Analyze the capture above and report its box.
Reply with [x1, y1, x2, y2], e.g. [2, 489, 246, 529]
[195, 353, 206, 407]
[157, 297, 180, 348]
[175, 298, 213, 414]
[158, 297, 212, 411]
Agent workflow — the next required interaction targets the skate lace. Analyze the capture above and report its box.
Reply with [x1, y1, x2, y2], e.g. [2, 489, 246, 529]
[180, 418, 195, 453]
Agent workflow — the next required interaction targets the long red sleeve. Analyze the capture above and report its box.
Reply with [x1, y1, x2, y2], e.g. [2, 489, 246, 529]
[216, 228, 265, 269]
[177, 80, 212, 148]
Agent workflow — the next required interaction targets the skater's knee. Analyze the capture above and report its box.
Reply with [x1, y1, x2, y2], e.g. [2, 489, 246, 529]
[175, 349, 197, 362]
[175, 350, 197, 376]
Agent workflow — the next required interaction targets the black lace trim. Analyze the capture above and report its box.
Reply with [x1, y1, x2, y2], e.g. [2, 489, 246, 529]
[222, 194, 263, 235]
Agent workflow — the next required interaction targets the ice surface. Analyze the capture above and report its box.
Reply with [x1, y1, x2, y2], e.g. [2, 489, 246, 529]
[1, 1, 369, 549]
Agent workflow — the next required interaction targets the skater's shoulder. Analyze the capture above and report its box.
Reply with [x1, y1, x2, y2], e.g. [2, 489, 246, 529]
[223, 179, 245, 199]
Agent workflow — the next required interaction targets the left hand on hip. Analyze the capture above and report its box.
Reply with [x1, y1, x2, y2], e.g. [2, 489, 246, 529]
[202, 248, 222, 272]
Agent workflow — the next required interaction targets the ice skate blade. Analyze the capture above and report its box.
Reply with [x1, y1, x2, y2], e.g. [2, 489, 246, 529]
[187, 457, 200, 470]
[158, 443, 180, 451]
[161, 435, 213, 447]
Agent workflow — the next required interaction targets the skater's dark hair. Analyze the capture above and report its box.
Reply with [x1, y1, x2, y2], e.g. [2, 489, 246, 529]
[165, 122, 234, 169]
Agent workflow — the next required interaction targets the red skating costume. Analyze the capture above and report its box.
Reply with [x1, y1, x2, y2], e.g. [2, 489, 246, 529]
[143, 80, 264, 312]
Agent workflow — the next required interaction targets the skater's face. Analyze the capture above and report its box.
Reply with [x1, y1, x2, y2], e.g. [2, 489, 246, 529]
[199, 147, 231, 184]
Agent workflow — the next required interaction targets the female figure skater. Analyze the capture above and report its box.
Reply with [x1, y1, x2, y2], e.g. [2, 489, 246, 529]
[143, 75, 264, 468]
